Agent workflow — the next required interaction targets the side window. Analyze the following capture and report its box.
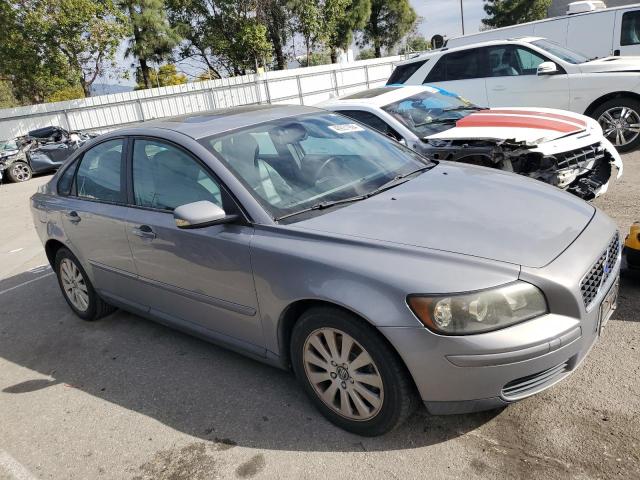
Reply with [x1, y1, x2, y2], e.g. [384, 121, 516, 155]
[337, 110, 402, 140]
[57, 159, 77, 196]
[487, 46, 547, 77]
[621, 11, 640, 46]
[132, 139, 223, 211]
[75, 139, 124, 203]
[426, 49, 483, 82]
[514, 47, 548, 74]
[387, 60, 428, 84]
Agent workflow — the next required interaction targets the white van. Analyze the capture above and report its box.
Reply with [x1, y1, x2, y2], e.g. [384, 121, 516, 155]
[446, 2, 640, 59]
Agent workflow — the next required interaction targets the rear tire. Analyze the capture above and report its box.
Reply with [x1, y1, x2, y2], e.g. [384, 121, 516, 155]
[591, 97, 640, 152]
[54, 248, 116, 321]
[7, 161, 32, 182]
[291, 306, 418, 436]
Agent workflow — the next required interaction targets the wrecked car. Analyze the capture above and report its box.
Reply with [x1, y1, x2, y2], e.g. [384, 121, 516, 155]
[319, 86, 623, 200]
[0, 126, 96, 183]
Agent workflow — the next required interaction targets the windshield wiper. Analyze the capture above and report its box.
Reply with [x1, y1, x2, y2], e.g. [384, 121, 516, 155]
[274, 164, 436, 222]
[413, 117, 459, 127]
[442, 105, 485, 112]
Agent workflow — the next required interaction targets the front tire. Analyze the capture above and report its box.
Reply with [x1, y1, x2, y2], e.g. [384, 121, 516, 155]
[291, 307, 418, 436]
[7, 161, 32, 182]
[592, 97, 640, 152]
[54, 248, 116, 321]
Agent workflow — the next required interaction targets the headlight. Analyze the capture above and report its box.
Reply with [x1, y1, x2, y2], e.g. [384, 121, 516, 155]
[407, 281, 548, 335]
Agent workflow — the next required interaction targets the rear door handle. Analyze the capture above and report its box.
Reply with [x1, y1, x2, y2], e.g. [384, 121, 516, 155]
[65, 211, 81, 223]
[132, 224, 156, 240]
[492, 85, 507, 92]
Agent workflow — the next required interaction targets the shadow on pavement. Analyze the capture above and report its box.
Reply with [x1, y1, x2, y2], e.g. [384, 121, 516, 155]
[0, 268, 500, 452]
[618, 267, 640, 323]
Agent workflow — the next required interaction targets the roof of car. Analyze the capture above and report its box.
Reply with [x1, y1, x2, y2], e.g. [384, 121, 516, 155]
[319, 85, 442, 109]
[120, 104, 322, 139]
[394, 36, 545, 65]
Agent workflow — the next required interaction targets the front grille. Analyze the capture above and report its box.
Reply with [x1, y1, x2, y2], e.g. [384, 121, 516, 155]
[502, 361, 570, 399]
[580, 233, 621, 309]
[554, 143, 605, 170]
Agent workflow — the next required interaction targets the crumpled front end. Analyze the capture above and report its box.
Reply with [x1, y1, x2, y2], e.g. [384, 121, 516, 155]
[421, 137, 623, 201]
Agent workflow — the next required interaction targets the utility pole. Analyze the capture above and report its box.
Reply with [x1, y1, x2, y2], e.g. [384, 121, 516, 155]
[460, 0, 466, 35]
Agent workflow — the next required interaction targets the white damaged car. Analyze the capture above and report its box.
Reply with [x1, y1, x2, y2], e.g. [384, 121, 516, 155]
[319, 85, 623, 200]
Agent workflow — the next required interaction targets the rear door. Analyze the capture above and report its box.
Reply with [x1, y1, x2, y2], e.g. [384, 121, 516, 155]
[484, 45, 570, 109]
[615, 8, 640, 56]
[59, 137, 139, 303]
[423, 47, 490, 107]
[124, 137, 262, 348]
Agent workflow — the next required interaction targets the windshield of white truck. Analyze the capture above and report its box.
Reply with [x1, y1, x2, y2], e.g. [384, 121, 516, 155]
[531, 40, 590, 64]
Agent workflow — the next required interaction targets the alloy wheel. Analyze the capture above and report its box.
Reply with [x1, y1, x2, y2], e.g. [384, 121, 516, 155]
[303, 327, 384, 421]
[11, 163, 32, 182]
[60, 258, 90, 312]
[598, 106, 640, 147]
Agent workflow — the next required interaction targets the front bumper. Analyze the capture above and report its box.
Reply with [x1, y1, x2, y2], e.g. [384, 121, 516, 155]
[381, 209, 620, 414]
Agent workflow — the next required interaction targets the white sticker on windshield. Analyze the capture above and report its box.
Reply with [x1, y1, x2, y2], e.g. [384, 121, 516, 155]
[328, 123, 365, 134]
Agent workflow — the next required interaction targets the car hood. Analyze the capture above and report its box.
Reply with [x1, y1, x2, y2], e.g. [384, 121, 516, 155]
[427, 107, 596, 145]
[291, 163, 595, 268]
[579, 56, 640, 73]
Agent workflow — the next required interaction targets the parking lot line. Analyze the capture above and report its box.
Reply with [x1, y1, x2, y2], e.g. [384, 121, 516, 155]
[0, 272, 54, 296]
[0, 450, 38, 480]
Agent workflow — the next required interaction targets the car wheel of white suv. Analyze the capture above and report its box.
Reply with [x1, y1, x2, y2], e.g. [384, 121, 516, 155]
[593, 97, 640, 152]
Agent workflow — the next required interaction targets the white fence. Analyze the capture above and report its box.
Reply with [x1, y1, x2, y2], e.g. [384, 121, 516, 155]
[0, 56, 402, 141]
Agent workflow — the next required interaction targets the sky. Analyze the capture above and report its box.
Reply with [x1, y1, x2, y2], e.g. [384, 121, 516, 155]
[413, 0, 486, 40]
[97, 0, 488, 90]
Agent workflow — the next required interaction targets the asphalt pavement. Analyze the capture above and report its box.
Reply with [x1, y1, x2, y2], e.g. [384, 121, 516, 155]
[0, 157, 638, 480]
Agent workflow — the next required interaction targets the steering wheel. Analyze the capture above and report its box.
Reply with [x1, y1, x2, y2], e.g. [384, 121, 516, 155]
[314, 156, 344, 184]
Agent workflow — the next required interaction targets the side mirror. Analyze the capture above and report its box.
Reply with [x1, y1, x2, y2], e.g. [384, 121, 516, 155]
[173, 201, 237, 229]
[537, 61, 559, 76]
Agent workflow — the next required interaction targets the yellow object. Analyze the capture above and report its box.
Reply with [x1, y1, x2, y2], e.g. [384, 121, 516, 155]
[625, 222, 640, 250]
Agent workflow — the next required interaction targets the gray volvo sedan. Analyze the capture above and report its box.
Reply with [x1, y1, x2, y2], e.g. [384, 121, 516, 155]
[31, 105, 621, 436]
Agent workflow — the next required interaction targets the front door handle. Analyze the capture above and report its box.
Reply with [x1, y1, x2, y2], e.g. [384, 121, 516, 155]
[132, 224, 156, 240]
[491, 85, 507, 92]
[65, 211, 81, 223]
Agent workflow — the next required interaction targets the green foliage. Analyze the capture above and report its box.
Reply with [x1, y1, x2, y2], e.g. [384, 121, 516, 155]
[167, 0, 274, 76]
[257, 0, 292, 70]
[298, 50, 333, 67]
[0, 1, 82, 103]
[324, 0, 371, 62]
[482, 0, 552, 28]
[289, 0, 325, 64]
[399, 35, 431, 54]
[356, 48, 376, 60]
[361, 0, 417, 57]
[135, 64, 188, 89]
[45, 84, 85, 103]
[120, 0, 182, 89]
[0, 80, 19, 109]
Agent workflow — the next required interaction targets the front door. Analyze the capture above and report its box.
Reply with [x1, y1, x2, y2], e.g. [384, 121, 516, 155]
[60, 138, 139, 303]
[484, 45, 570, 110]
[124, 138, 262, 347]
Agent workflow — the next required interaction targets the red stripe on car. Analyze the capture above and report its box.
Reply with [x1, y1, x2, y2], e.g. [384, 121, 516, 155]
[475, 109, 587, 127]
[456, 113, 585, 133]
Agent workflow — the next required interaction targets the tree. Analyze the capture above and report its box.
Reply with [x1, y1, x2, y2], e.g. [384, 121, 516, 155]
[120, 0, 182, 89]
[167, 0, 274, 77]
[399, 34, 430, 54]
[361, 0, 417, 58]
[324, 0, 371, 63]
[289, 0, 324, 66]
[0, 80, 19, 109]
[257, 0, 291, 70]
[135, 64, 187, 88]
[0, 1, 82, 103]
[482, 0, 551, 29]
[30, 0, 127, 97]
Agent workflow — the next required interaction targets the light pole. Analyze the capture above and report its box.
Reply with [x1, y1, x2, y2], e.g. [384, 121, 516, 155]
[460, 0, 466, 35]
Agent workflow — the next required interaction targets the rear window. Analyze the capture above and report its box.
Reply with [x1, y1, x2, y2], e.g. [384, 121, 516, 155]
[386, 60, 428, 85]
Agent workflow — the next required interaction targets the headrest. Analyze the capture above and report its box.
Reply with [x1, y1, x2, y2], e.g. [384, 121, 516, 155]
[270, 123, 308, 145]
[221, 133, 258, 165]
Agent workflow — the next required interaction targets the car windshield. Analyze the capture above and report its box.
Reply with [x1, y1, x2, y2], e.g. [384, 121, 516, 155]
[382, 89, 481, 138]
[530, 39, 590, 64]
[1, 140, 18, 151]
[200, 113, 432, 220]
